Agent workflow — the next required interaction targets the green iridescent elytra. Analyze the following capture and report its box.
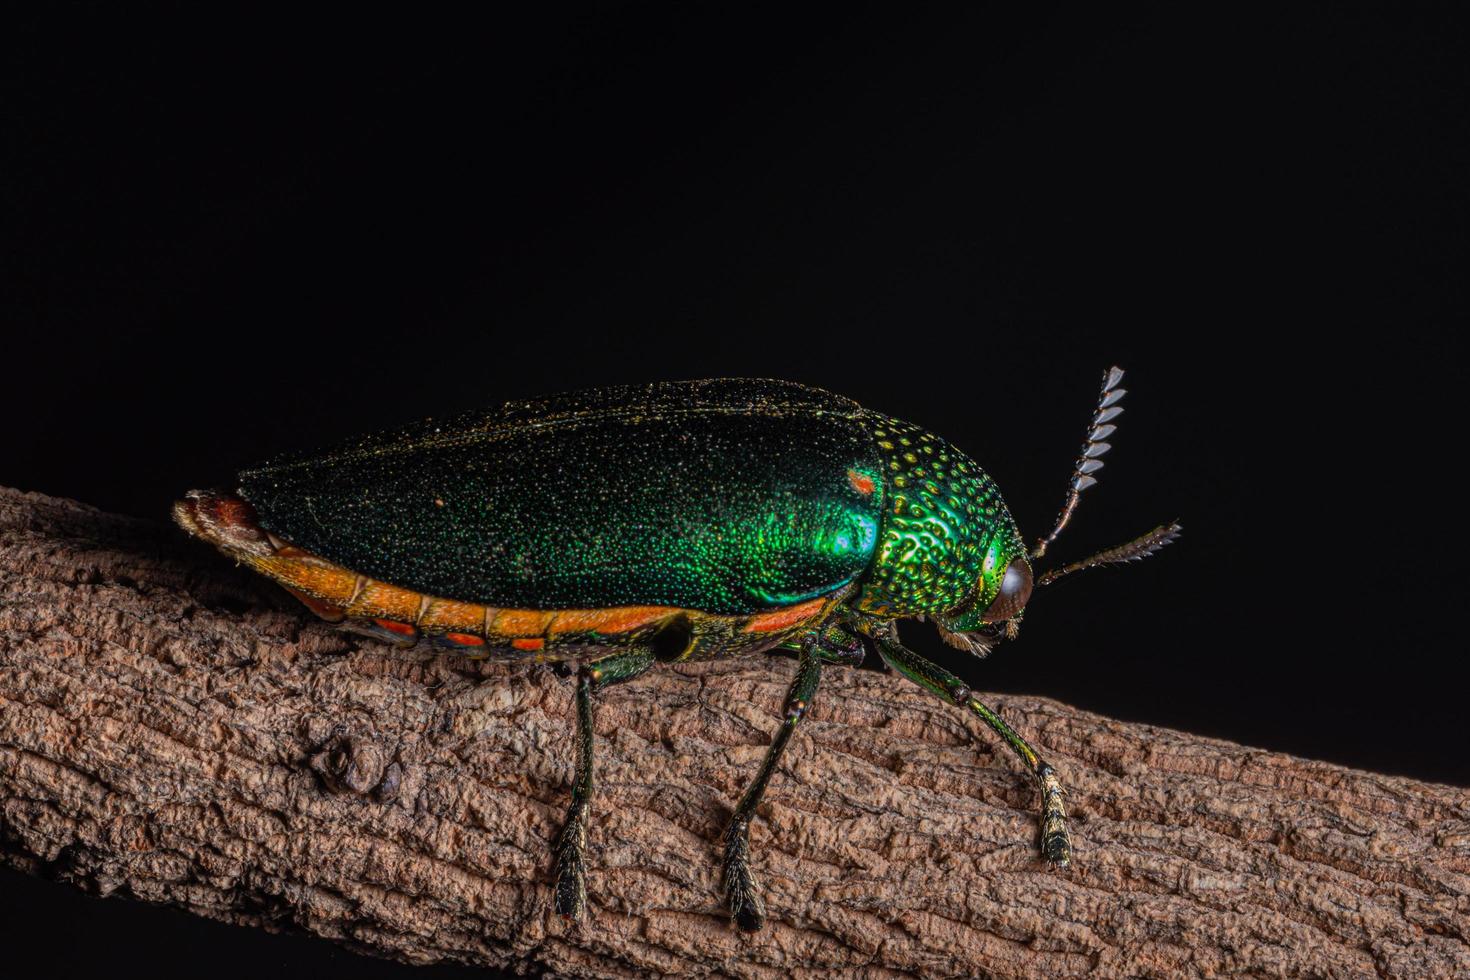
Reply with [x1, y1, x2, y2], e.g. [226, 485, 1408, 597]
[179, 371, 1177, 932]
[237, 378, 1027, 627]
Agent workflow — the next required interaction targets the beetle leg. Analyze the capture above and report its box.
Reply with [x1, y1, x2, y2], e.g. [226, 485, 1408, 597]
[552, 648, 654, 921]
[871, 630, 1071, 868]
[721, 622, 861, 931]
[721, 640, 821, 932]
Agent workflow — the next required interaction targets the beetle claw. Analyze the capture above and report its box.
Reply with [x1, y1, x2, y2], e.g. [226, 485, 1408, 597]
[553, 848, 587, 921]
[732, 892, 766, 933]
[726, 862, 766, 933]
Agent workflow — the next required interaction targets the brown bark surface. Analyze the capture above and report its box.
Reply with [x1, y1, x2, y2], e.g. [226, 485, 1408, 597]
[1, 486, 1467, 978]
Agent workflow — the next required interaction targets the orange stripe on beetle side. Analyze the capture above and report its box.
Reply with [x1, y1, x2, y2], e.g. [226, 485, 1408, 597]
[250, 555, 359, 605]
[419, 597, 488, 632]
[227, 526, 737, 654]
[743, 596, 828, 633]
[549, 606, 675, 635]
[348, 578, 424, 622]
[492, 608, 557, 637]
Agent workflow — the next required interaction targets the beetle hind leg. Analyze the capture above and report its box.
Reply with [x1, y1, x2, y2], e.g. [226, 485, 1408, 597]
[552, 648, 655, 921]
[721, 621, 864, 931]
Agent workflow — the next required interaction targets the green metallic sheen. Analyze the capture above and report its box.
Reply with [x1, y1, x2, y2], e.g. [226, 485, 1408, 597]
[235, 378, 1024, 619]
[239, 380, 881, 615]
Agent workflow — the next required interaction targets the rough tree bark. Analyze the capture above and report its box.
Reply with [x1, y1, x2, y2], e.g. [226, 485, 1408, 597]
[0, 486, 1466, 978]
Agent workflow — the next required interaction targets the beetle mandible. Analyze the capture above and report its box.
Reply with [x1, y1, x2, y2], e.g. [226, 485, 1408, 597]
[175, 371, 1178, 931]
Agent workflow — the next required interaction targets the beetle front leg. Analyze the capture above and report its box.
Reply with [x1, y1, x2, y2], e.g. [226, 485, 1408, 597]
[871, 630, 1071, 867]
[553, 648, 655, 921]
[722, 622, 862, 931]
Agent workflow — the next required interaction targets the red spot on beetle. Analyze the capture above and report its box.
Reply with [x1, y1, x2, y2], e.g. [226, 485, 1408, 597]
[446, 632, 485, 646]
[374, 618, 417, 636]
[848, 469, 876, 495]
[512, 637, 545, 651]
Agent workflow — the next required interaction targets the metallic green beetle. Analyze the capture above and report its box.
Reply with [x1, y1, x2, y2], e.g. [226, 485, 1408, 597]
[175, 371, 1177, 931]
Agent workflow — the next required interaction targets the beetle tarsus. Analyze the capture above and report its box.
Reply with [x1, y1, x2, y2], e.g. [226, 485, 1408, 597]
[552, 816, 588, 920]
[721, 819, 767, 932]
[1037, 763, 1072, 866]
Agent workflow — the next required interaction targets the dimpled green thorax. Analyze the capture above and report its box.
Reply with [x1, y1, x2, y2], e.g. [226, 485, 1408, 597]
[853, 415, 1023, 617]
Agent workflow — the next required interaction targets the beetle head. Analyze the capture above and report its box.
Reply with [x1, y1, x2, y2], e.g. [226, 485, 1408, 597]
[933, 532, 1033, 655]
[931, 366, 1182, 658]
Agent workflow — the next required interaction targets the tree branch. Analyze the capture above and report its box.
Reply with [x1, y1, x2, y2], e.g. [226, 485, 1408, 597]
[1, 487, 1466, 977]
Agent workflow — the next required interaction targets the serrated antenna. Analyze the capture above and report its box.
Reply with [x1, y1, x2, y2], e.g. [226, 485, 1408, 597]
[1036, 522, 1182, 587]
[1031, 366, 1127, 561]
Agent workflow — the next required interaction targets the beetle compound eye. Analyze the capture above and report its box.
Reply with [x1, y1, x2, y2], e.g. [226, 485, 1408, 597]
[982, 560, 1033, 623]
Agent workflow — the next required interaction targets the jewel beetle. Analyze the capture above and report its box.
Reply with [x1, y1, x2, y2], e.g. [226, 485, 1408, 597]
[175, 372, 1178, 931]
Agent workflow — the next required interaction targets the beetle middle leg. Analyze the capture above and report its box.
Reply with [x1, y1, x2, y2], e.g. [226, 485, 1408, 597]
[552, 647, 655, 921]
[721, 620, 864, 931]
[867, 624, 1071, 867]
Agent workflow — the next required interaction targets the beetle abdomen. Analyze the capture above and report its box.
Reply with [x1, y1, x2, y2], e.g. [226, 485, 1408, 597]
[175, 490, 849, 663]
[234, 380, 884, 616]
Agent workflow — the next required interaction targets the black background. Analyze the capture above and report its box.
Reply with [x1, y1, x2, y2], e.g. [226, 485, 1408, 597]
[2, 5, 1465, 977]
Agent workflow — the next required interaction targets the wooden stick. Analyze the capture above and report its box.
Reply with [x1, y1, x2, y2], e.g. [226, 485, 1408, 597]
[1, 487, 1467, 977]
